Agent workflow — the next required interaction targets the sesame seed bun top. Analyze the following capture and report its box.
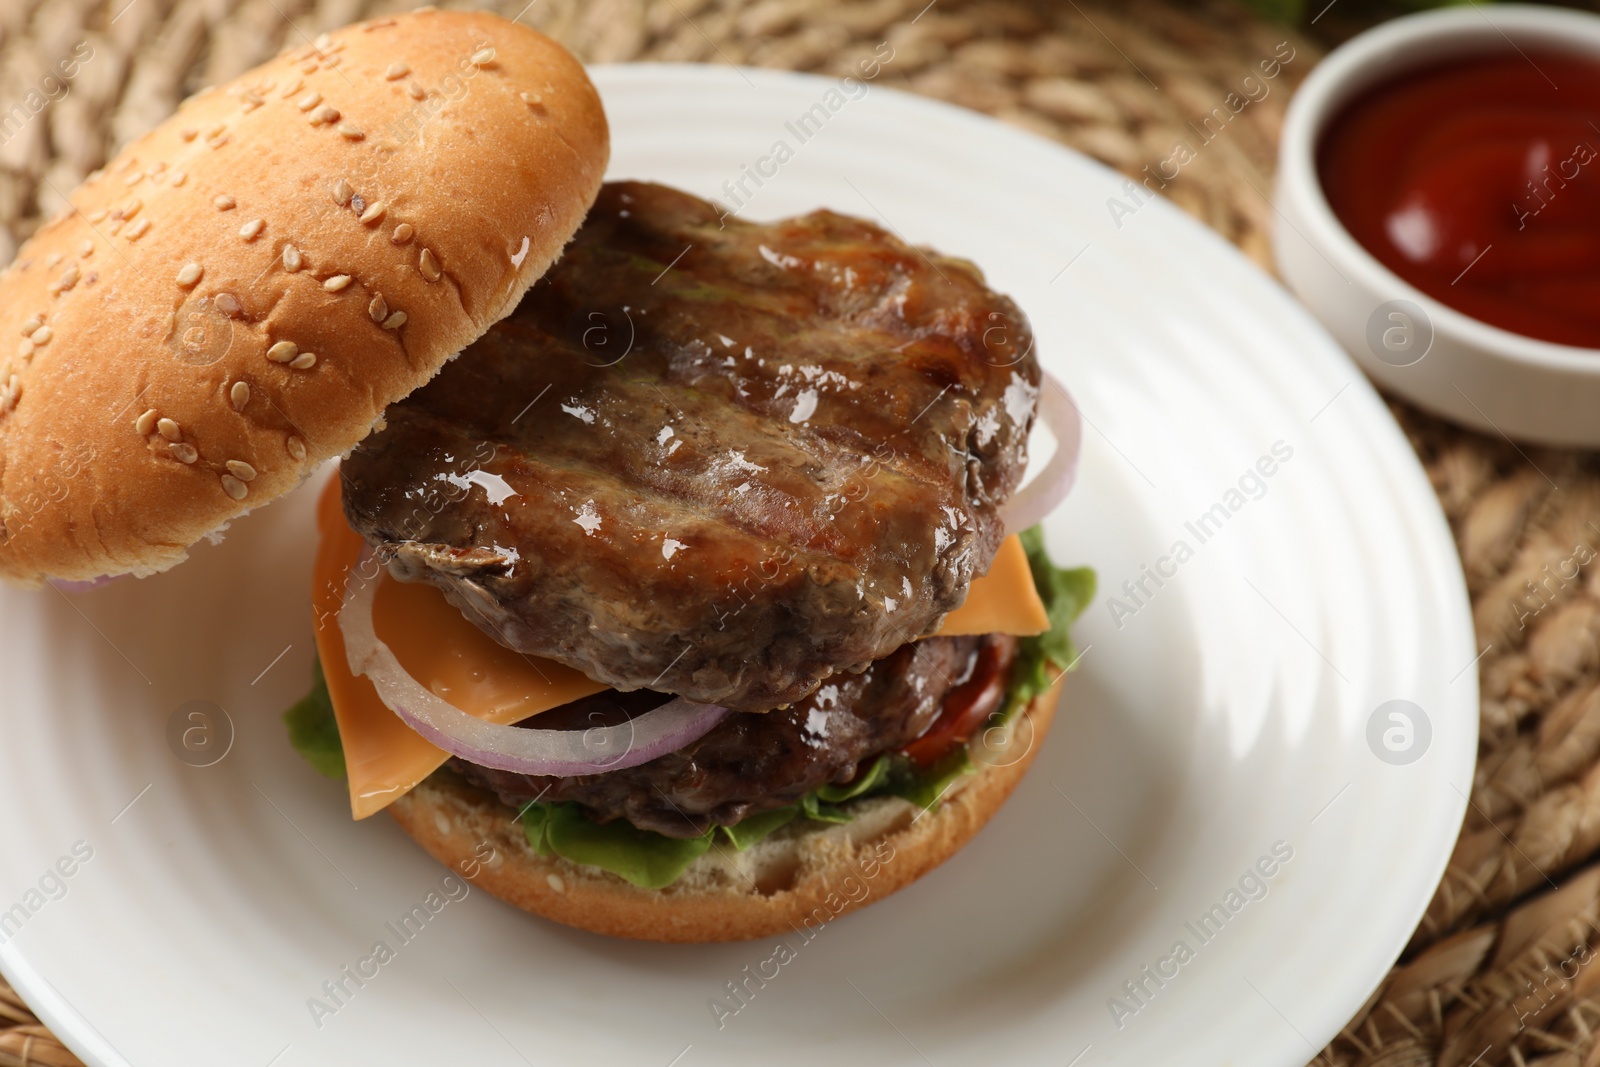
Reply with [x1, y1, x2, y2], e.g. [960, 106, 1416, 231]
[0, 9, 608, 585]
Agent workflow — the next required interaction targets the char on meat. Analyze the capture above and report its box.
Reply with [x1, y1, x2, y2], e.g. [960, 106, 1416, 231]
[452, 635, 1016, 838]
[342, 181, 1039, 712]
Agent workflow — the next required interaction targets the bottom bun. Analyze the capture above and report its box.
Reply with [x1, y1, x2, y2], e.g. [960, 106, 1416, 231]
[388, 681, 1064, 943]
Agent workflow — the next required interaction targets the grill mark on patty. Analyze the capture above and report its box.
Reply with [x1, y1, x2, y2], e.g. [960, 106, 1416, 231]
[342, 181, 1039, 712]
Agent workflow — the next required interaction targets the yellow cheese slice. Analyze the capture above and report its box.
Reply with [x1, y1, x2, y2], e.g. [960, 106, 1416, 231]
[936, 534, 1050, 636]
[311, 477, 1050, 819]
[310, 480, 606, 819]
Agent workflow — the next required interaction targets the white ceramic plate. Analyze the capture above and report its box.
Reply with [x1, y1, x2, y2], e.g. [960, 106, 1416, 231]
[0, 66, 1475, 1067]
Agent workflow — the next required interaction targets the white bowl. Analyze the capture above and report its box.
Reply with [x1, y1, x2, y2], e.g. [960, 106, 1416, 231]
[1274, 4, 1600, 447]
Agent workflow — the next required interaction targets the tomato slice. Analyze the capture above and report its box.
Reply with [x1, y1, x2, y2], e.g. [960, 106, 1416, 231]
[901, 639, 1014, 768]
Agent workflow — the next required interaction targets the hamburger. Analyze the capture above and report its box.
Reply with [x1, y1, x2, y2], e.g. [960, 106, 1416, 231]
[0, 10, 1092, 944]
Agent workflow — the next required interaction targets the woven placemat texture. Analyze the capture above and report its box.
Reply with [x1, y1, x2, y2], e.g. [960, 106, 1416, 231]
[0, 3, 1595, 1066]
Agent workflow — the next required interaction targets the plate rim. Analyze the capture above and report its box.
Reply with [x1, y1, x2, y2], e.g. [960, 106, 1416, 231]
[0, 61, 1478, 1067]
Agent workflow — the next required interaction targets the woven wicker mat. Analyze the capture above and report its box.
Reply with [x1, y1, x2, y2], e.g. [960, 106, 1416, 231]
[2, 1, 1598, 1064]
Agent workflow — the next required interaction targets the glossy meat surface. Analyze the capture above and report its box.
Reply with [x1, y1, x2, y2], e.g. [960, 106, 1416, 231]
[452, 634, 1016, 837]
[342, 181, 1039, 711]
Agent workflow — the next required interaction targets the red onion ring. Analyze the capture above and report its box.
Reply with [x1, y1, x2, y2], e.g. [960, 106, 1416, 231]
[338, 550, 730, 777]
[1001, 371, 1082, 533]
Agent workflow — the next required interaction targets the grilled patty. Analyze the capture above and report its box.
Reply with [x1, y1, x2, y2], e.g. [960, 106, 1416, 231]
[342, 181, 1039, 712]
[451, 634, 1017, 838]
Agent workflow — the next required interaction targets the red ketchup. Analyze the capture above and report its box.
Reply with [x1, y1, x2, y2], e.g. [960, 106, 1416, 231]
[1318, 51, 1600, 349]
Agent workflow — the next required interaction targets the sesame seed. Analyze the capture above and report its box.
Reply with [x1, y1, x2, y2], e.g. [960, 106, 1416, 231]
[350, 193, 365, 214]
[216, 293, 242, 316]
[157, 417, 182, 441]
[296, 91, 322, 112]
[339, 125, 364, 140]
[312, 107, 340, 125]
[151, 160, 167, 174]
[30, 326, 51, 345]
[214, 195, 235, 210]
[368, 294, 388, 322]
[126, 219, 151, 240]
[382, 311, 407, 330]
[358, 201, 386, 225]
[220, 474, 249, 500]
[314, 33, 332, 50]
[20, 316, 42, 336]
[391, 223, 414, 245]
[300, 60, 318, 75]
[520, 92, 543, 107]
[169, 442, 198, 464]
[210, 135, 230, 149]
[324, 54, 342, 68]
[289, 352, 317, 369]
[280, 79, 303, 99]
[286, 436, 307, 461]
[240, 219, 264, 240]
[230, 381, 250, 410]
[180, 128, 198, 142]
[16, 340, 32, 360]
[88, 210, 107, 224]
[207, 124, 226, 140]
[44, 253, 61, 268]
[281, 244, 303, 272]
[79, 240, 93, 256]
[171, 171, 187, 187]
[472, 48, 496, 67]
[418, 248, 440, 282]
[50, 265, 80, 292]
[266, 340, 298, 363]
[332, 178, 353, 205]
[323, 274, 352, 292]
[242, 93, 264, 111]
[407, 82, 426, 101]
[135, 409, 158, 435]
[124, 172, 142, 186]
[176, 263, 203, 287]
[121, 198, 142, 219]
[226, 459, 257, 481]
[385, 62, 409, 80]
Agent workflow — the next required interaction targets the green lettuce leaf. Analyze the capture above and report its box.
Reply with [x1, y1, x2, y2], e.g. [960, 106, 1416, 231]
[815, 753, 893, 803]
[1011, 525, 1097, 704]
[719, 806, 800, 850]
[888, 748, 976, 810]
[282, 659, 346, 779]
[523, 803, 713, 890]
